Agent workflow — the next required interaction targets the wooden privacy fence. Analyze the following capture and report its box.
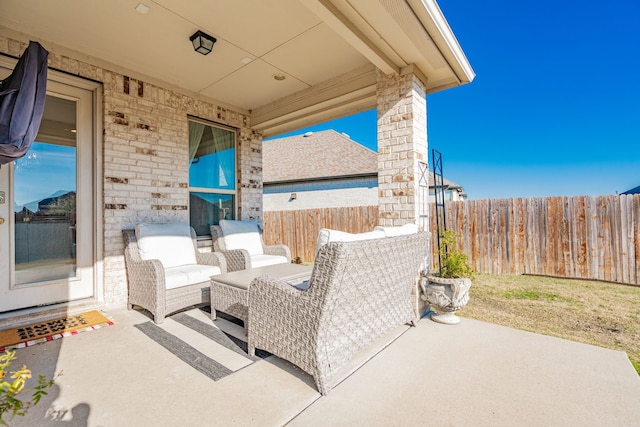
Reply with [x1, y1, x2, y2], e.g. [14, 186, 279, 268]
[433, 194, 640, 286]
[263, 194, 640, 286]
[263, 206, 379, 263]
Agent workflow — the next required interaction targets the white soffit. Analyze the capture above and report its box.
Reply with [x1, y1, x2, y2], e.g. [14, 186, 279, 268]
[300, 0, 400, 75]
[201, 58, 308, 110]
[262, 23, 370, 86]
[153, 0, 323, 57]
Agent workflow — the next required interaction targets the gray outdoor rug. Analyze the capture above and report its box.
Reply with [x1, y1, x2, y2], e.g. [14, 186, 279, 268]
[134, 308, 269, 381]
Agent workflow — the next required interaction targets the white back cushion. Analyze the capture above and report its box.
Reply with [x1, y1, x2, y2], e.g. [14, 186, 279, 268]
[135, 222, 197, 269]
[316, 228, 385, 253]
[250, 254, 288, 268]
[219, 219, 264, 255]
[374, 223, 418, 237]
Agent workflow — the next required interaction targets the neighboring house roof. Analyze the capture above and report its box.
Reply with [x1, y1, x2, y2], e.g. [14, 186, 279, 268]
[263, 129, 465, 191]
[622, 185, 640, 195]
[263, 130, 377, 183]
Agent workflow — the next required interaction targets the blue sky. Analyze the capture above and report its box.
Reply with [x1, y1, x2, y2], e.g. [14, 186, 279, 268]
[14, 142, 76, 208]
[271, 0, 640, 200]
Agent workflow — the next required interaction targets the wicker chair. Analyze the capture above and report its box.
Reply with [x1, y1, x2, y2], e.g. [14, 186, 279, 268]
[247, 231, 429, 395]
[210, 220, 291, 271]
[122, 224, 227, 324]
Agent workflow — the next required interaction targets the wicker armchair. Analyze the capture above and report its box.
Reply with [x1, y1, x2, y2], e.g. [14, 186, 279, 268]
[210, 220, 291, 271]
[122, 223, 227, 323]
[247, 231, 429, 395]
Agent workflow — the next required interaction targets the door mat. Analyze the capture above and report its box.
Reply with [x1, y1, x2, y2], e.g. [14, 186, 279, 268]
[0, 310, 114, 352]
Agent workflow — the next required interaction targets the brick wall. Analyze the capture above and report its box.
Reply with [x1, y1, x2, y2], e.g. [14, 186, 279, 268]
[101, 77, 260, 305]
[237, 127, 264, 221]
[1, 36, 263, 305]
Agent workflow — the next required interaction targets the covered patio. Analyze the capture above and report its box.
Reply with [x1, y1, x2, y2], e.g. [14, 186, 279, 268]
[8, 306, 640, 426]
[1, 0, 472, 318]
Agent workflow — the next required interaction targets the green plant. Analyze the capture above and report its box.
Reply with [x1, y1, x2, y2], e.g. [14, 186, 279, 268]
[436, 230, 474, 279]
[0, 350, 55, 425]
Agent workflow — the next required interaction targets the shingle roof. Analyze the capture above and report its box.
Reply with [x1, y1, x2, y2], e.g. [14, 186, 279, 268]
[622, 185, 640, 195]
[262, 129, 464, 190]
[262, 130, 377, 182]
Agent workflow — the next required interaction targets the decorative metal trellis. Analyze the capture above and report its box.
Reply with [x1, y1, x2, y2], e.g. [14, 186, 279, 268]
[431, 149, 447, 276]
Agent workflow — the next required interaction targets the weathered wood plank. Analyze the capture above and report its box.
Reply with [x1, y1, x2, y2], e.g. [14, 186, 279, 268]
[620, 195, 629, 284]
[574, 196, 588, 279]
[634, 195, 640, 284]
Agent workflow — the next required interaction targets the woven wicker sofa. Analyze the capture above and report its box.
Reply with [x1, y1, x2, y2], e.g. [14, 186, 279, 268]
[122, 222, 227, 323]
[247, 230, 429, 395]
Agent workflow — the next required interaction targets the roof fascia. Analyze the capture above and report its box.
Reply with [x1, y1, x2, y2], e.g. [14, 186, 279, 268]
[407, 0, 475, 84]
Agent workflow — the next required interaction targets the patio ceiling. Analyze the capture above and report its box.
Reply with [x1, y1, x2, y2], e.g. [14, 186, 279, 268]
[0, 0, 474, 137]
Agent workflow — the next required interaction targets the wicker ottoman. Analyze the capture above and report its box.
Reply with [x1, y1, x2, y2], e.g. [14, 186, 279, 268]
[210, 263, 312, 324]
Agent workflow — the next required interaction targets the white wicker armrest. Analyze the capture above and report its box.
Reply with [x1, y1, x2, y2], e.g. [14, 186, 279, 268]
[263, 244, 291, 261]
[220, 248, 251, 271]
[196, 251, 227, 272]
[125, 257, 167, 308]
[247, 275, 319, 357]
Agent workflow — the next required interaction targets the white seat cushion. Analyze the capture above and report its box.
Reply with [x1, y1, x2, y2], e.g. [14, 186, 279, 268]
[135, 222, 197, 269]
[219, 219, 264, 256]
[164, 264, 222, 290]
[250, 254, 289, 268]
[316, 228, 385, 253]
[374, 223, 418, 237]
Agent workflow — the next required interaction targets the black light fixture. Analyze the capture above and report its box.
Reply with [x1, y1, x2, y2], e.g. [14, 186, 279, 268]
[190, 30, 216, 55]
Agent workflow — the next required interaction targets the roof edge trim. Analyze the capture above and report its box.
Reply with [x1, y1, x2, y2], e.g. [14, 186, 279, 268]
[408, 0, 475, 84]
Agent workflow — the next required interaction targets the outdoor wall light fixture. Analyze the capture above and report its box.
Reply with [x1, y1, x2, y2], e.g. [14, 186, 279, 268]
[290, 193, 297, 200]
[190, 30, 216, 55]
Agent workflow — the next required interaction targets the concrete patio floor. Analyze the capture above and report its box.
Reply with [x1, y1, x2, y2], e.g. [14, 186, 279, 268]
[8, 304, 640, 427]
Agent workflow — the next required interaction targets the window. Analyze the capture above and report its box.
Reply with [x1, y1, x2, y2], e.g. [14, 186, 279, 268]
[188, 118, 236, 236]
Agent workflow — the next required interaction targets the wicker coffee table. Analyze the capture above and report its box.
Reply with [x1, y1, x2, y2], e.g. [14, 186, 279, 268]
[210, 263, 312, 325]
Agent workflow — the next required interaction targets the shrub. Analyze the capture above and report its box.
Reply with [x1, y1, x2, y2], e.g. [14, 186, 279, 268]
[437, 230, 474, 279]
[0, 350, 55, 425]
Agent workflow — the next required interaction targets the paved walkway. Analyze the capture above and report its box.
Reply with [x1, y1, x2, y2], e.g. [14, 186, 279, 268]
[9, 305, 640, 426]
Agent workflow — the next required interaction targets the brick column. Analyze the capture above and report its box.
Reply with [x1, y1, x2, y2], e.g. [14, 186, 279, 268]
[376, 68, 428, 227]
[377, 68, 429, 318]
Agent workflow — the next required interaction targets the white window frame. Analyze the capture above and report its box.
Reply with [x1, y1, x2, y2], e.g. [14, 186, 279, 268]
[187, 117, 237, 235]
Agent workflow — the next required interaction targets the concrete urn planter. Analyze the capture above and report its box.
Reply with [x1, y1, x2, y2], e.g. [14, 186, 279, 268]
[421, 274, 471, 325]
